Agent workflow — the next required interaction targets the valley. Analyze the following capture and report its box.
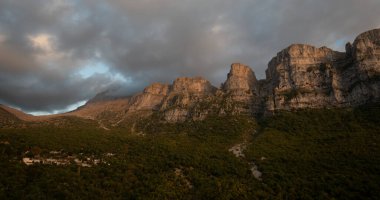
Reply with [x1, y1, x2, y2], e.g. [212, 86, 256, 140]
[1, 104, 380, 199]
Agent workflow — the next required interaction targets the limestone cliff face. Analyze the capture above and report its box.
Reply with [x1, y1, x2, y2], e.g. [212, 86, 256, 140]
[351, 29, 380, 102]
[171, 77, 215, 94]
[222, 63, 260, 114]
[45, 28, 380, 123]
[223, 63, 258, 92]
[264, 28, 380, 111]
[161, 77, 217, 122]
[352, 29, 380, 63]
[265, 44, 346, 110]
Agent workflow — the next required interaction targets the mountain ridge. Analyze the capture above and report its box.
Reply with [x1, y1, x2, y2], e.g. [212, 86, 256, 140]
[1, 28, 379, 126]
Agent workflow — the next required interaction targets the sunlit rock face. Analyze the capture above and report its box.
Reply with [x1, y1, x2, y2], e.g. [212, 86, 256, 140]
[264, 28, 380, 111]
[350, 29, 380, 102]
[128, 83, 170, 111]
[161, 77, 216, 122]
[143, 83, 170, 95]
[171, 77, 215, 94]
[221, 63, 261, 115]
[223, 63, 258, 92]
[264, 44, 345, 110]
[352, 29, 380, 63]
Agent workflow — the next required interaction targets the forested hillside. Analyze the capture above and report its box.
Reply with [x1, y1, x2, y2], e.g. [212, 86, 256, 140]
[1, 104, 379, 199]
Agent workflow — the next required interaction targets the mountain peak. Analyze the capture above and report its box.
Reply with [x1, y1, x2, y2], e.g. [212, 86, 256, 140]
[352, 28, 380, 61]
[143, 83, 170, 95]
[223, 63, 258, 92]
[172, 76, 215, 94]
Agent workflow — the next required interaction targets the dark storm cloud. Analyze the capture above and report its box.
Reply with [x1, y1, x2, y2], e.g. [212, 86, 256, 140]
[0, 0, 379, 113]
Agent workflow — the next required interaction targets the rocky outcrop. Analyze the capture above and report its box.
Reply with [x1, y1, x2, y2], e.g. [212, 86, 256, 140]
[264, 44, 345, 110]
[223, 63, 258, 92]
[222, 63, 260, 114]
[128, 83, 169, 111]
[171, 77, 215, 94]
[264, 28, 380, 111]
[351, 29, 380, 101]
[161, 77, 217, 122]
[352, 29, 380, 62]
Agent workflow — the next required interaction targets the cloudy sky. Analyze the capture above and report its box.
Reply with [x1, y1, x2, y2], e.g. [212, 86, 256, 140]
[0, 0, 379, 115]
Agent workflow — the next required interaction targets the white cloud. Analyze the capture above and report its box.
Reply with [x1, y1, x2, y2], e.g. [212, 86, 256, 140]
[28, 33, 68, 65]
[28, 33, 54, 52]
[29, 100, 86, 116]
[0, 34, 6, 43]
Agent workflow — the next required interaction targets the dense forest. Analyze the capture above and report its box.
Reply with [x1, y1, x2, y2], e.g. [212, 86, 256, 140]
[1, 104, 380, 199]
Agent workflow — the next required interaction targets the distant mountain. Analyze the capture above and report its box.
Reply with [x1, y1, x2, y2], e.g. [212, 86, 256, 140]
[1, 28, 379, 128]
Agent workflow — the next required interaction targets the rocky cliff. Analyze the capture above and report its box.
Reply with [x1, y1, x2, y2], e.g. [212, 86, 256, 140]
[222, 63, 260, 114]
[265, 29, 380, 111]
[2, 28, 379, 125]
[264, 44, 345, 110]
[66, 28, 380, 123]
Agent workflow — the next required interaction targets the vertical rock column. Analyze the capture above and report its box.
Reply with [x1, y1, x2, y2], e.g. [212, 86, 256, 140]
[222, 63, 259, 114]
